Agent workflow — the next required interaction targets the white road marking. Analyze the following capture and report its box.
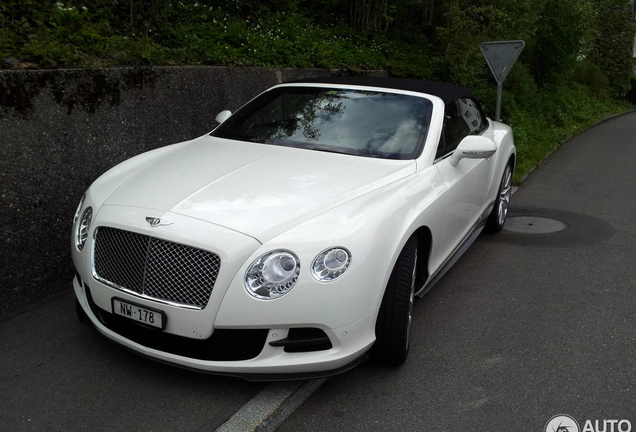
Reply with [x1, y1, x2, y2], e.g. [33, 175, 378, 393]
[216, 379, 325, 432]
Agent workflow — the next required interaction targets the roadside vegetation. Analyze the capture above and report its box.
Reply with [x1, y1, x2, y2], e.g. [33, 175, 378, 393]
[1, 0, 635, 181]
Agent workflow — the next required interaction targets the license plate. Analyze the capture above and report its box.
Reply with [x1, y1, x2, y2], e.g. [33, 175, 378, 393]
[112, 298, 166, 330]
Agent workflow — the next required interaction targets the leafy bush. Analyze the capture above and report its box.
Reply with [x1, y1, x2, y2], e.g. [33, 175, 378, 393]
[588, 0, 634, 98]
[527, 0, 594, 85]
[626, 76, 636, 105]
[572, 61, 609, 98]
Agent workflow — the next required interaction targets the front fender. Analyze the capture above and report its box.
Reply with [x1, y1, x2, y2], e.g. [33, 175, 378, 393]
[213, 165, 447, 330]
[487, 120, 516, 200]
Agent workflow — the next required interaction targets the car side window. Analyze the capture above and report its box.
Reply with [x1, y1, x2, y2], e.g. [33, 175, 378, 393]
[461, 97, 488, 134]
[438, 99, 470, 159]
[436, 98, 488, 160]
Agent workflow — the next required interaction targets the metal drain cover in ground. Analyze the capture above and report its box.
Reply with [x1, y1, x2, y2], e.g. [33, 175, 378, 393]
[504, 216, 568, 234]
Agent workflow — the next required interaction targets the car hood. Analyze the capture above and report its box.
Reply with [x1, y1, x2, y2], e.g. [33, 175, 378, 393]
[102, 136, 416, 243]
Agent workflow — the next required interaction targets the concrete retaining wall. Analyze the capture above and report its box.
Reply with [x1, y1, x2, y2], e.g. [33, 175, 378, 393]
[0, 66, 386, 317]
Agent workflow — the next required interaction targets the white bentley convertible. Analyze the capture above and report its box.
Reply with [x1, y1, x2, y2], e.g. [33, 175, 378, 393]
[72, 77, 515, 380]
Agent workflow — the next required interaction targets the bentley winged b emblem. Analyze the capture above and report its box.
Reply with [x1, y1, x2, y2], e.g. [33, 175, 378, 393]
[146, 217, 173, 227]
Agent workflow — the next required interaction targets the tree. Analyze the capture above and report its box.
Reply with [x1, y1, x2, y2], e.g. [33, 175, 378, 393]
[588, 0, 634, 97]
[350, 0, 393, 34]
[528, 0, 595, 85]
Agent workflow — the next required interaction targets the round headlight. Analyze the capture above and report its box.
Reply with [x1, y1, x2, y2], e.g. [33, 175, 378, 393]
[75, 207, 92, 251]
[245, 250, 300, 300]
[311, 247, 351, 282]
[73, 193, 86, 223]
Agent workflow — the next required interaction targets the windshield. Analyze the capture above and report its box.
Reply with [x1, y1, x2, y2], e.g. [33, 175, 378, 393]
[211, 86, 433, 160]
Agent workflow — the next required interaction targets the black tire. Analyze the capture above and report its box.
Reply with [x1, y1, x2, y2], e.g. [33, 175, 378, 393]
[372, 236, 418, 366]
[485, 161, 513, 233]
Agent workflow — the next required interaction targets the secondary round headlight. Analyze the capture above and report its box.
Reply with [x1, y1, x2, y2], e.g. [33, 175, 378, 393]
[75, 207, 92, 251]
[311, 247, 351, 282]
[245, 250, 300, 300]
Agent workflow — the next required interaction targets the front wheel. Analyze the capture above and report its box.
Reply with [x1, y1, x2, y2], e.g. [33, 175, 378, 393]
[372, 236, 418, 366]
[485, 162, 513, 233]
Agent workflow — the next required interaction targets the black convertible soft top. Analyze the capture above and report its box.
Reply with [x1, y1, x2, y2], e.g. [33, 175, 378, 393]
[285, 76, 473, 103]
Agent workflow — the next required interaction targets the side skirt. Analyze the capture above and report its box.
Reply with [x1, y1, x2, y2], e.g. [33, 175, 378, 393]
[414, 201, 494, 298]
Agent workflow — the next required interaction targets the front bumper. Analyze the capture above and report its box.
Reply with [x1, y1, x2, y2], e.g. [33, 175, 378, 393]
[73, 276, 376, 380]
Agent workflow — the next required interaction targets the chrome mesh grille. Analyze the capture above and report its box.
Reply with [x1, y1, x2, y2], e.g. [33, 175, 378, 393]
[93, 227, 221, 308]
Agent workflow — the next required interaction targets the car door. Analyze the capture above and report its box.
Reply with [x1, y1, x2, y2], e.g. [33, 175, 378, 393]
[434, 97, 493, 261]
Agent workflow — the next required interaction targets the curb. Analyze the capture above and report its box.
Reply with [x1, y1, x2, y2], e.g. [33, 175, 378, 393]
[216, 379, 326, 432]
[517, 108, 636, 186]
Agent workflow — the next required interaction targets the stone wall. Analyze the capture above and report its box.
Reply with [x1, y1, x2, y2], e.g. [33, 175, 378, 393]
[0, 66, 386, 317]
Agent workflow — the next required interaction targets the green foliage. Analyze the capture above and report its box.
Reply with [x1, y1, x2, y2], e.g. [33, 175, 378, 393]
[0, 2, 389, 68]
[383, 35, 436, 79]
[588, 0, 634, 98]
[436, 3, 498, 88]
[527, 0, 595, 85]
[626, 76, 636, 105]
[571, 60, 609, 98]
[350, 0, 393, 34]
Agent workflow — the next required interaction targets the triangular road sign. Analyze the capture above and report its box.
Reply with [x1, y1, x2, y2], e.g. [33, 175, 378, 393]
[480, 40, 525, 83]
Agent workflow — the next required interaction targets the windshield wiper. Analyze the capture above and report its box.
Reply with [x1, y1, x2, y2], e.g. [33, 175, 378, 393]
[302, 144, 386, 158]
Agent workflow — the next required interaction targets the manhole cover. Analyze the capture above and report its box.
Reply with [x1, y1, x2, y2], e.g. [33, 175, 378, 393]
[504, 216, 568, 234]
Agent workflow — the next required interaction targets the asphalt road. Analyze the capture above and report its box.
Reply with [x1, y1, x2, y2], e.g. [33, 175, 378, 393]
[0, 293, 265, 432]
[278, 112, 636, 431]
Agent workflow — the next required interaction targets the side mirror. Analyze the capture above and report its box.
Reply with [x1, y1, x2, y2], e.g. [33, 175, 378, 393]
[215, 110, 232, 124]
[449, 136, 497, 167]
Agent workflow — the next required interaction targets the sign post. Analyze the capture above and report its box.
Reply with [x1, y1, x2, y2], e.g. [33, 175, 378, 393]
[480, 40, 525, 121]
